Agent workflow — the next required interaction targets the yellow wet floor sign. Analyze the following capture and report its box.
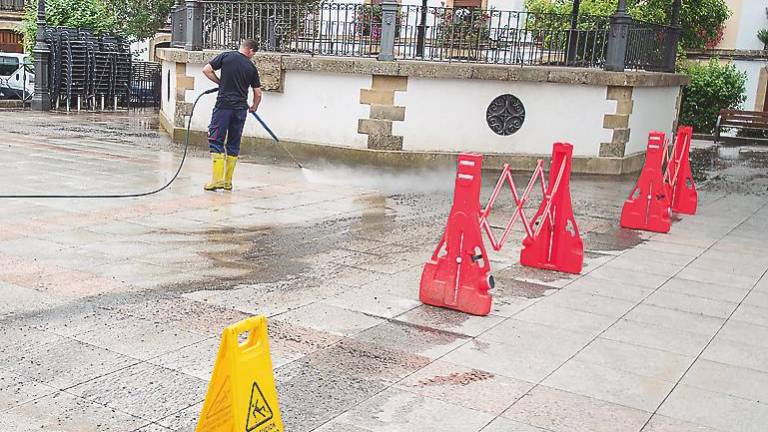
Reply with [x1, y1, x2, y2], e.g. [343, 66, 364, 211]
[196, 316, 283, 432]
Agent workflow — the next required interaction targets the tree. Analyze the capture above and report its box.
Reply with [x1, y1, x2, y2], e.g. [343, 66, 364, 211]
[103, 0, 176, 41]
[523, 0, 731, 50]
[23, 0, 116, 51]
[22, 0, 175, 52]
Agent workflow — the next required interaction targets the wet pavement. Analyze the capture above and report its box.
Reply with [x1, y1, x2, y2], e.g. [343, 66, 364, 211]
[1, 110, 768, 432]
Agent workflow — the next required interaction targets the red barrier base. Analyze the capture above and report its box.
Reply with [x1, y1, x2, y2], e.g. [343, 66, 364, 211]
[621, 132, 671, 233]
[666, 126, 697, 215]
[419, 153, 493, 316]
[520, 143, 583, 274]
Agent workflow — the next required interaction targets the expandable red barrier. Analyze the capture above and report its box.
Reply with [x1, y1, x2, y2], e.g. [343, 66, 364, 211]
[620, 132, 671, 233]
[520, 143, 583, 274]
[419, 153, 493, 316]
[420, 144, 583, 316]
[665, 126, 697, 215]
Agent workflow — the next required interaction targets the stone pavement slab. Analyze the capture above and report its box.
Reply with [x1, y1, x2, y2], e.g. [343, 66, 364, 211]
[3, 111, 768, 432]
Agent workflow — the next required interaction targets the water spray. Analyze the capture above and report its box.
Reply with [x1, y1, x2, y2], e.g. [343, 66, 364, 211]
[250, 111, 304, 170]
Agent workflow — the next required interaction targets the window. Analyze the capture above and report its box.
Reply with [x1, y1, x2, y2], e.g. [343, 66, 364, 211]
[0, 56, 20, 77]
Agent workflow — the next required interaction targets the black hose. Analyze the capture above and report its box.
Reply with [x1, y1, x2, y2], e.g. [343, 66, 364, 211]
[0, 87, 219, 199]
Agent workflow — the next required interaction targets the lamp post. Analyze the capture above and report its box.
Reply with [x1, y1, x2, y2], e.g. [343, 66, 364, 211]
[31, 0, 51, 111]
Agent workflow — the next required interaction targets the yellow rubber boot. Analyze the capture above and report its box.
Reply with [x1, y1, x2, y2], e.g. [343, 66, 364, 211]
[204, 153, 226, 191]
[224, 155, 238, 191]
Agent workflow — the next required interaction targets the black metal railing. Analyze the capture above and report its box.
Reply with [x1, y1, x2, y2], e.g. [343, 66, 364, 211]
[0, 0, 24, 11]
[195, 1, 610, 66]
[169, 1, 678, 72]
[625, 19, 675, 71]
[130, 61, 162, 108]
[392, 7, 610, 66]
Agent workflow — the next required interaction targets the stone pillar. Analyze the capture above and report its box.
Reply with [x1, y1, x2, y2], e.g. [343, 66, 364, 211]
[605, 0, 631, 72]
[31, 0, 51, 111]
[378, 0, 397, 61]
[171, 0, 185, 48]
[185, 0, 203, 51]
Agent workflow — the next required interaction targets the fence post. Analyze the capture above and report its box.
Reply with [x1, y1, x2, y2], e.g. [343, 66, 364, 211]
[662, 0, 681, 73]
[267, 16, 277, 51]
[185, 0, 203, 51]
[171, 0, 184, 47]
[605, 0, 631, 72]
[565, 0, 581, 66]
[31, 0, 51, 111]
[378, 0, 397, 61]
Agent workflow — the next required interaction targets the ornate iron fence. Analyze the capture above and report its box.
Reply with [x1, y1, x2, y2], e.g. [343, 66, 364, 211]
[170, 1, 678, 71]
[195, 1, 611, 66]
[625, 19, 676, 71]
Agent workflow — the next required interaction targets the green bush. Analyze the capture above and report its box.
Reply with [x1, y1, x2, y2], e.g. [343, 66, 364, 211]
[523, 0, 731, 50]
[679, 59, 746, 134]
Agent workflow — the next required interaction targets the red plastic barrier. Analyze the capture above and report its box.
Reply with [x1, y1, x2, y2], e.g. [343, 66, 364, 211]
[665, 126, 697, 215]
[520, 143, 583, 274]
[620, 132, 671, 233]
[419, 153, 493, 316]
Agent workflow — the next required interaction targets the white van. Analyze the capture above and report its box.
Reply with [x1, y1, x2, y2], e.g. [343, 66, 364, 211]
[0, 53, 34, 100]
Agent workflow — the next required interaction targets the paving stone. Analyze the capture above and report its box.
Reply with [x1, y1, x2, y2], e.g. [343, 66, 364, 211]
[513, 303, 617, 337]
[155, 402, 203, 431]
[301, 338, 430, 384]
[480, 417, 550, 432]
[658, 278, 749, 303]
[545, 290, 637, 317]
[0, 391, 148, 431]
[273, 302, 383, 337]
[503, 385, 651, 432]
[8, 336, 139, 389]
[574, 337, 693, 382]
[701, 338, 768, 373]
[0, 370, 56, 412]
[622, 304, 725, 337]
[543, 359, 676, 411]
[395, 305, 505, 337]
[643, 291, 738, 319]
[641, 414, 724, 432]
[479, 319, 593, 356]
[321, 286, 421, 319]
[67, 362, 207, 422]
[658, 384, 768, 432]
[731, 304, 768, 327]
[682, 359, 768, 403]
[565, 275, 655, 302]
[331, 388, 494, 432]
[588, 264, 671, 289]
[675, 267, 758, 290]
[148, 337, 220, 381]
[353, 321, 469, 359]
[275, 361, 385, 432]
[73, 318, 208, 361]
[601, 318, 712, 356]
[716, 319, 768, 349]
[395, 360, 534, 414]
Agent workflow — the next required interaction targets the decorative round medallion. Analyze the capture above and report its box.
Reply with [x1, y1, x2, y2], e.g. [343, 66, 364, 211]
[486, 94, 525, 136]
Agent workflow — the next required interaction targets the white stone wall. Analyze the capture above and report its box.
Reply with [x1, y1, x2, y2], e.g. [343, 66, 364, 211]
[395, 77, 612, 157]
[161, 61, 177, 123]
[626, 86, 681, 156]
[734, 0, 768, 51]
[734, 60, 767, 111]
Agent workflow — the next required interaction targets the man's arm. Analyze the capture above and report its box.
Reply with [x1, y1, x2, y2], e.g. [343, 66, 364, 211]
[249, 87, 262, 113]
[202, 63, 221, 85]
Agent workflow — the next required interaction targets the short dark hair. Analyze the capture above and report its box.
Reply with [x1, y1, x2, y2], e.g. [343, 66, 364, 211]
[241, 39, 259, 52]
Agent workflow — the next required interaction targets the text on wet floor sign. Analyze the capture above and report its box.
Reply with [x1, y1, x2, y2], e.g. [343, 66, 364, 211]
[196, 316, 283, 432]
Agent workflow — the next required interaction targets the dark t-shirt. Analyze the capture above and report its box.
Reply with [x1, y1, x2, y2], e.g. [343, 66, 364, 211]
[209, 51, 261, 110]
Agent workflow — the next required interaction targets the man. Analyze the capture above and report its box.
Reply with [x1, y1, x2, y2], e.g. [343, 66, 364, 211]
[201, 39, 262, 191]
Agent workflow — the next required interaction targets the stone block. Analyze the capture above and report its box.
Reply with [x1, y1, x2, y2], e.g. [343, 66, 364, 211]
[367, 135, 403, 151]
[372, 75, 408, 92]
[175, 62, 186, 75]
[603, 114, 629, 130]
[611, 128, 631, 145]
[175, 76, 195, 90]
[606, 86, 632, 102]
[471, 65, 509, 81]
[369, 105, 405, 121]
[600, 141, 626, 158]
[358, 118, 393, 136]
[360, 89, 394, 106]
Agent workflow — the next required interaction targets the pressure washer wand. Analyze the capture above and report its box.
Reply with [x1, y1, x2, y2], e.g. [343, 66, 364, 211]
[251, 111, 303, 169]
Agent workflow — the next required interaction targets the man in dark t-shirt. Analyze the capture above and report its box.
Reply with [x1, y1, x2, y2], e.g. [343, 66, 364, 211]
[201, 39, 262, 191]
